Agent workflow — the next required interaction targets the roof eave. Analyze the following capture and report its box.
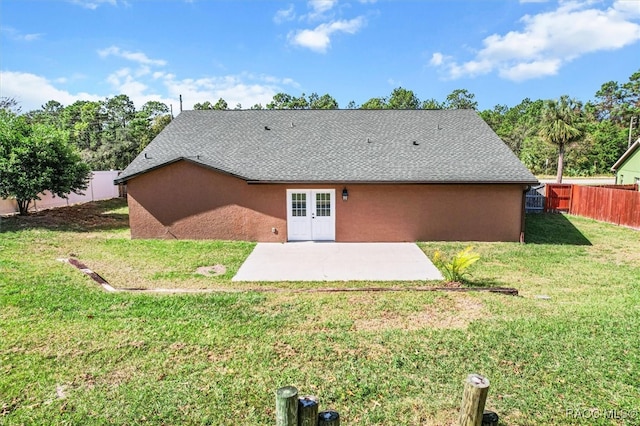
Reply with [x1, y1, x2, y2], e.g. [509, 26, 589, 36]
[247, 179, 539, 185]
[611, 139, 640, 172]
[113, 157, 251, 184]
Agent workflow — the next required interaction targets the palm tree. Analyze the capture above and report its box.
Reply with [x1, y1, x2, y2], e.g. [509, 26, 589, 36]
[538, 95, 583, 183]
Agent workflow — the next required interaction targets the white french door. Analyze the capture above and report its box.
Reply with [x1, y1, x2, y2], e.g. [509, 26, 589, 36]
[286, 189, 335, 241]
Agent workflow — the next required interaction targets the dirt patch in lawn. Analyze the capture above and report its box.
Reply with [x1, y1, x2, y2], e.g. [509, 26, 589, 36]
[260, 292, 486, 333]
[353, 294, 485, 331]
[0, 199, 128, 232]
[195, 265, 227, 277]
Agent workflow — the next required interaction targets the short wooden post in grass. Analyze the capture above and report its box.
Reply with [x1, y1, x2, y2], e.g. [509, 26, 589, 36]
[276, 386, 299, 426]
[458, 374, 490, 426]
[318, 410, 340, 426]
[298, 395, 319, 426]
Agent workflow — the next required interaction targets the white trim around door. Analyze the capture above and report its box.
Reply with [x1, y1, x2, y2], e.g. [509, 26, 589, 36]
[286, 189, 336, 241]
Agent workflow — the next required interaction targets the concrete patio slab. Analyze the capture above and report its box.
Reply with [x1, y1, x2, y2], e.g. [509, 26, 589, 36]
[232, 242, 443, 282]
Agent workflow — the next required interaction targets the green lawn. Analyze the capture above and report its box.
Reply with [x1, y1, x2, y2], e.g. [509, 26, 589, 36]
[1, 199, 638, 425]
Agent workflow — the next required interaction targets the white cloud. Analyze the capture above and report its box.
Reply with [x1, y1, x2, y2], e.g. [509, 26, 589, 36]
[98, 46, 167, 66]
[160, 72, 298, 109]
[14, 70, 292, 112]
[274, 4, 296, 23]
[69, 0, 118, 10]
[302, 0, 339, 21]
[613, 0, 640, 19]
[0, 71, 101, 111]
[429, 52, 445, 66]
[499, 59, 562, 81]
[431, 0, 640, 81]
[309, 0, 338, 14]
[288, 17, 365, 53]
[1, 26, 44, 42]
[2, 52, 299, 113]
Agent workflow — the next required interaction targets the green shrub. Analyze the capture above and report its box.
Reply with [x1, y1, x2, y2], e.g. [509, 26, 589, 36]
[432, 246, 480, 282]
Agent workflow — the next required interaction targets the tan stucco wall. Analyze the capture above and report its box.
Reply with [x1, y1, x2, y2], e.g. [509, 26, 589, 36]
[126, 160, 527, 242]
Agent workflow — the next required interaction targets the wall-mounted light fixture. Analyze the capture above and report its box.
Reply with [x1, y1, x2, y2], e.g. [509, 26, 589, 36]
[342, 187, 348, 201]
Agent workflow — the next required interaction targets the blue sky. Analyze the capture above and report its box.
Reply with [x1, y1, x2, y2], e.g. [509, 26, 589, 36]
[1, 0, 639, 112]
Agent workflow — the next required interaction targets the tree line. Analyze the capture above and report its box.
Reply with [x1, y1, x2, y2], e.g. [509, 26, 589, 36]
[1, 69, 639, 213]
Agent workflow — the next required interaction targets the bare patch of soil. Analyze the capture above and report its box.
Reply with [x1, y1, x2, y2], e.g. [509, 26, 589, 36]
[1, 199, 128, 231]
[353, 294, 485, 331]
[195, 265, 227, 277]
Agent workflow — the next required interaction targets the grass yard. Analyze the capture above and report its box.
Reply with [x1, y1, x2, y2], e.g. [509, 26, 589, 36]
[1, 199, 639, 425]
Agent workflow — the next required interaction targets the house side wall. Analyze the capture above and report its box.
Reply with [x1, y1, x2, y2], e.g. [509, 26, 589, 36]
[337, 184, 523, 242]
[616, 151, 640, 187]
[126, 161, 285, 241]
[127, 161, 526, 242]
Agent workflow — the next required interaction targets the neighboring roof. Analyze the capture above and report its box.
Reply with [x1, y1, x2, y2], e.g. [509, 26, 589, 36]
[115, 109, 538, 185]
[611, 138, 640, 171]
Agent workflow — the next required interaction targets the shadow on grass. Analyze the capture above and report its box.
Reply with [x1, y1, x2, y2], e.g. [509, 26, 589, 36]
[525, 213, 591, 246]
[462, 277, 506, 288]
[0, 198, 129, 233]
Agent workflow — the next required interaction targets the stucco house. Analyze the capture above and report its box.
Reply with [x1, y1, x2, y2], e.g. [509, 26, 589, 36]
[611, 138, 640, 188]
[114, 109, 538, 242]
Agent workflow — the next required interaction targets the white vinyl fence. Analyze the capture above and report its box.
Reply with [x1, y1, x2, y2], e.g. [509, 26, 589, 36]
[0, 170, 122, 215]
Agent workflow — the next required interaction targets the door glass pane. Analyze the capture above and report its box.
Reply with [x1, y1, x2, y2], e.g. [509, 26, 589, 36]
[291, 193, 306, 217]
[316, 192, 331, 217]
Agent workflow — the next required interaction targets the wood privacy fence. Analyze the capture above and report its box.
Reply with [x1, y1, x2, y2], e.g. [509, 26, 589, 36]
[571, 185, 640, 228]
[525, 186, 545, 212]
[545, 184, 573, 212]
[545, 183, 640, 229]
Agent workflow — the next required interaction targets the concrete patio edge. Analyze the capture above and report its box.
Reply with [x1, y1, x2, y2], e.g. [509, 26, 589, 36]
[232, 242, 444, 282]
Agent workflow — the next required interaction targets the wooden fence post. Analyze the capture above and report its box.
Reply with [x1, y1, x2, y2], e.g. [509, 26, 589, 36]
[276, 386, 299, 426]
[298, 395, 319, 426]
[318, 410, 340, 426]
[458, 374, 490, 426]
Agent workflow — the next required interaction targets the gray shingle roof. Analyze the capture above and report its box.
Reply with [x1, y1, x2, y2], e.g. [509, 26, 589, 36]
[115, 109, 538, 184]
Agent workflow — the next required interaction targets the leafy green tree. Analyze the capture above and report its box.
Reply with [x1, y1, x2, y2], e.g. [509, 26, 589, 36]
[105, 94, 135, 129]
[387, 87, 420, 109]
[62, 100, 105, 166]
[621, 70, 640, 111]
[593, 81, 625, 122]
[444, 89, 478, 110]
[26, 100, 64, 127]
[213, 98, 228, 110]
[538, 95, 583, 183]
[421, 98, 443, 109]
[194, 101, 214, 110]
[194, 98, 228, 110]
[0, 110, 90, 215]
[519, 135, 556, 175]
[0, 97, 21, 113]
[266, 93, 309, 109]
[621, 70, 640, 143]
[308, 93, 339, 109]
[579, 119, 628, 174]
[481, 98, 543, 157]
[266, 93, 293, 109]
[360, 97, 387, 109]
